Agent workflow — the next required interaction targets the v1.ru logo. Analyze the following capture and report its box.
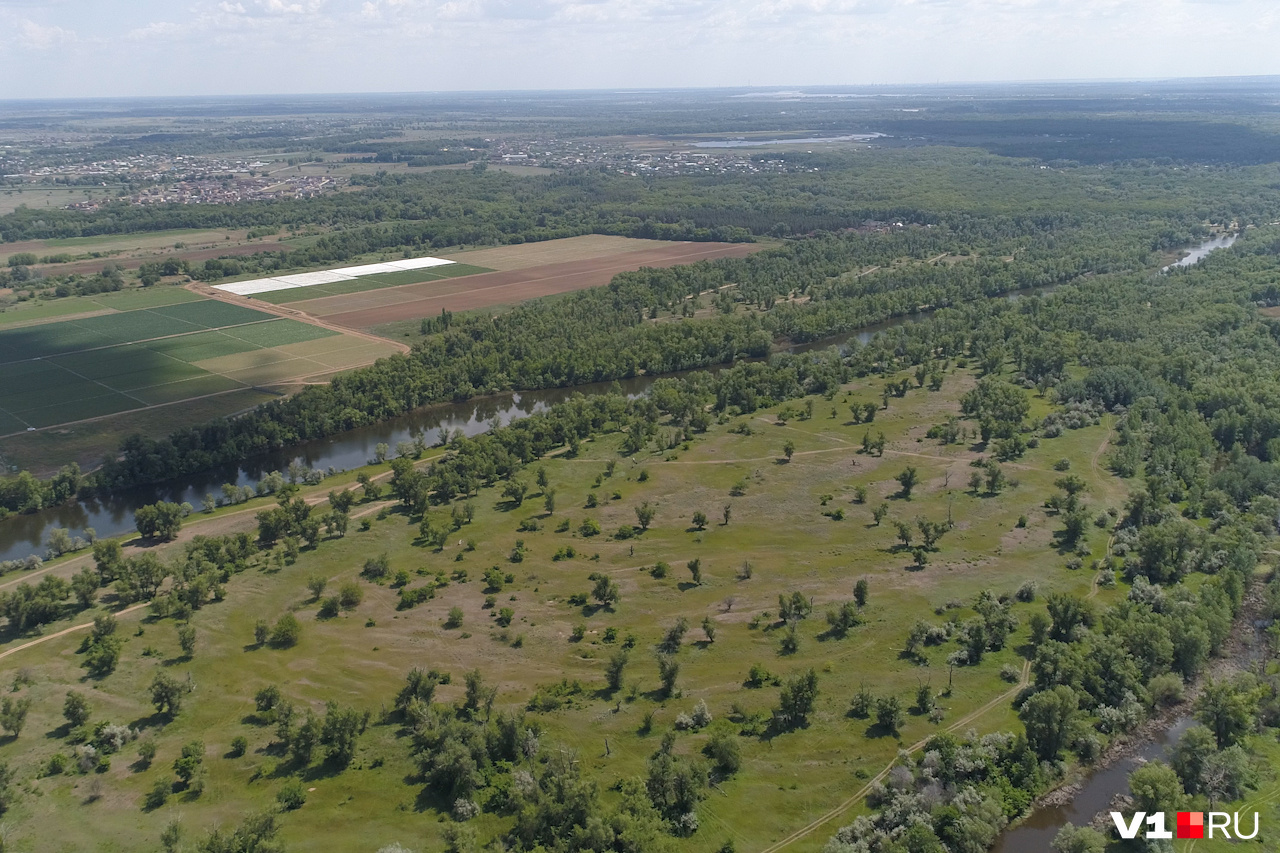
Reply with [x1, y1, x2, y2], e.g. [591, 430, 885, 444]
[1176, 811, 1204, 839]
[1111, 810, 1258, 840]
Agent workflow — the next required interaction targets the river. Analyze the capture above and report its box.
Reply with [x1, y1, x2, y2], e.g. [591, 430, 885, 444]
[1161, 231, 1238, 271]
[0, 234, 1235, 563]
[692, 133, 886, 148]
[991, 716, 1195, 852]
[0, 376, 657, 564]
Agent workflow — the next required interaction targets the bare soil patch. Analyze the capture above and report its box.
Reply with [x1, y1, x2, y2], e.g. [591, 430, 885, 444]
[440, 235, 679, 271]
[311, 241, 765, 330]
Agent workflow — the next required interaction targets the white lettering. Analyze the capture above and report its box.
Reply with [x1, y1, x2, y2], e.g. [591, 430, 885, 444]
[1234, 813, 1260, 840]
[1147, 812, 1172, 840]
[1111, 812, 1146, 839]
[1207, 812, 1231, 838]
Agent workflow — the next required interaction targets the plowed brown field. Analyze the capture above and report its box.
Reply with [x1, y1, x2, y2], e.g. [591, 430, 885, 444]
[302, 241, 765, 330]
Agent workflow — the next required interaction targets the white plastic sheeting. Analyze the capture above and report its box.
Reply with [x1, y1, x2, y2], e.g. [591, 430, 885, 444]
[212, 256, 456, 296]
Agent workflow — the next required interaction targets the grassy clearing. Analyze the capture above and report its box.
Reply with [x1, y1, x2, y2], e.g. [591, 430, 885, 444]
[0, 186, 124, 217]
[41, 229, 241, 251]
[0, 366, 1125, 852]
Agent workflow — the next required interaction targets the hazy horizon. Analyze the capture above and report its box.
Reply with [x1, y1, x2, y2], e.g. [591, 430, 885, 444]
[3, 0, 1279, 100]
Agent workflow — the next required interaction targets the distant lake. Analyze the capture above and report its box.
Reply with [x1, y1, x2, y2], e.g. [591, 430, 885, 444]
[693, 133, 886, 148]
[1161, 232, 1238, 271]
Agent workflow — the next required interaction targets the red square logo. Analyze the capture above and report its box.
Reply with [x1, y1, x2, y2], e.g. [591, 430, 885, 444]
[1177, 812, 1204, 839]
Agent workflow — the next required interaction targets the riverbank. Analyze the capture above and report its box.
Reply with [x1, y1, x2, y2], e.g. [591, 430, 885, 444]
[992, 569, 1270, 850]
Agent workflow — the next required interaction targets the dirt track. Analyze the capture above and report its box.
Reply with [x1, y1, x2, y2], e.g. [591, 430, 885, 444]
[300, 241, 765, 329]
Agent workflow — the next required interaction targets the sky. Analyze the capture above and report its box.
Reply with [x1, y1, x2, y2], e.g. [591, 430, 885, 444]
[2, 0, 1279, 99]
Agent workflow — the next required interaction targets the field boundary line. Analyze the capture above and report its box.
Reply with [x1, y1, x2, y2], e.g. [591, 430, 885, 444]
[0, 386, 261, 440]
[43, 358, 151, 408]
[0, 316, 286, 368]
[190, 282, 410, 354]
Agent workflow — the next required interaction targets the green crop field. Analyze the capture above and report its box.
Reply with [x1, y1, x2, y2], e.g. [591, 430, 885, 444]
[0, 365, 1130, 852]
[255, 262, 491, 304]
[0, 298, 349, 432]
[0, 287, 203, 328]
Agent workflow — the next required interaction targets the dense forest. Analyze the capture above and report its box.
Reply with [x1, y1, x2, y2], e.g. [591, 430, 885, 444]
[6, 145, 1280, 245]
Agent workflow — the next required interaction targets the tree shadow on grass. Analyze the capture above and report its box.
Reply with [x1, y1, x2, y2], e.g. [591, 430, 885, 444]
[413, 783, 450, 814]
[863, 721, 901, 740]
[128, 711, 170, 731]
[46, 722, 74, 740]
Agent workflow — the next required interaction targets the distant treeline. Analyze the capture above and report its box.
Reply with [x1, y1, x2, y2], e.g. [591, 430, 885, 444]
[7, 148, 1278, 246]
[878, 116, 1280, 166]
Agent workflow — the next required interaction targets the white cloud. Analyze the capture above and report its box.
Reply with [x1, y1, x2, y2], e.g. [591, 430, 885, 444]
[258, 0, 322, 13]
[3, 0, 1279, 96]
[15, 17, 77, 48]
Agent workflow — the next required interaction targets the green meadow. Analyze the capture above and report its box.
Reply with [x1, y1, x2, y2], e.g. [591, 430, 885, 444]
[0, 365, 1127, 852]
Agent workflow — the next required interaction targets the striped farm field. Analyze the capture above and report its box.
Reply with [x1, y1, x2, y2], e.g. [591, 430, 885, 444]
[253, 262, 491, 304]
[0, 295, 402, 436]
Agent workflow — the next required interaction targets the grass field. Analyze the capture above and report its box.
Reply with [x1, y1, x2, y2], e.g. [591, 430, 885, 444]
[0, 296, 398, 436]
[252, 262, 492, 305]
[0, 286, 203, 328]
[0, 388, 279, 476]
[0, 186, 124, 216]
[0, 365, 1130, 852]
[0, 228, 250, 265]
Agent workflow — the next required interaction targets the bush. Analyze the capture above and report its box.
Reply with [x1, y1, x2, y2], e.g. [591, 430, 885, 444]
[338, 582, 363, 610]
[361, 553, 391, 580]
[229, 736, 248, 757]
[397, 586, 434, 610]
[144, 777, 171, 810]
[269, 613, 302, 648]
[1147, 672, 1185, 708]
[276, 779, 307, 810]
[703, 729, 741, 775]
[445, 607, 465, 629]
